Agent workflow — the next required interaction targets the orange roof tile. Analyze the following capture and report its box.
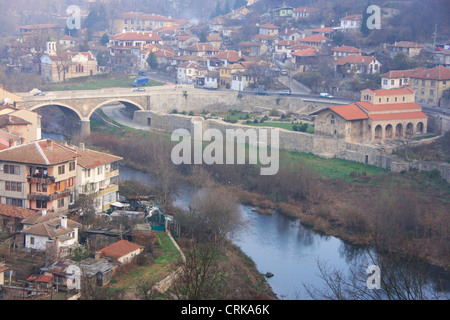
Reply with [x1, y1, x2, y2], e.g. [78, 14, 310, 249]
[336, 54, 376, 66]
[409, 66, 450, 81]
[329, 104, 369, 121]
[0, 204, 36, 219]
[331, 45, 360, 53]
[364, 87, 415, 96]
[369, 111, 428, 121]
[259, 23, 279, 29]
[0, 139, 78, 165]
[298, 34, 328, 43]
[111, 32, 162, 42]
[73, 146, 122, 169]
[99, 240, 143, 260]
[357, 101, 422, 112]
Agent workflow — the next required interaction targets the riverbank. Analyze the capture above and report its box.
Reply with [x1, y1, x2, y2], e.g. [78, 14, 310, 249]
[82, 124, 449, 282]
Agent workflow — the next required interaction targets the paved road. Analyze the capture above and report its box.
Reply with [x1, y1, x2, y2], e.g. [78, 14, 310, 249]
[100, 104, 151, 131]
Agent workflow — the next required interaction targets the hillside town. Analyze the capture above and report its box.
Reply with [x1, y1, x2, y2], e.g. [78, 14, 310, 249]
[0, 0, 449, 303]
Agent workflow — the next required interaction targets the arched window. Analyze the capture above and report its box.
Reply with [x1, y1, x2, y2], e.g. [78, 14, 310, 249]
[416, 122, 424, 134]
[375, 125, 382, 139]
[395, 123, 403, 138]
[385, 124, 393, 139]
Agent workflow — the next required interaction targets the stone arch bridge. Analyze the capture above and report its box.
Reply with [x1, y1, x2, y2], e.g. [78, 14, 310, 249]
[17, 86, 349, 135]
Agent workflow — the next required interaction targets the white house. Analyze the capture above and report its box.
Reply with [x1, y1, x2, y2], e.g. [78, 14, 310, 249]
[74, 143, 122, 213]
[231, 71, 257, 91]
[340, 14, 362, 30]
[21, 212, 81, 251]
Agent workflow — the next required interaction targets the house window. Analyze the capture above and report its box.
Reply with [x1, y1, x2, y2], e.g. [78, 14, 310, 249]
[391, 80, 394, 85]
[30, 237, 34, 245]
[414, 79, 418, 85]
[430, 89, 435, 96]
[58, 198, 65, 208]
[383, 79, 388, 85]
[69, 161, 76, 171]
[330, 114, 335, 124]
[36, 200, 47, 209]
[4, 165, 20, 175]
[58, 165, 65, 175]
[85, 169, 91, 178]
[431, 81, 436, 87]
[55, 182, 61, 191]
[5, 182, 21, 192]
[6, 198, 23, 207]
[98, 166, 103, 175]
[443, 81, 447, 86]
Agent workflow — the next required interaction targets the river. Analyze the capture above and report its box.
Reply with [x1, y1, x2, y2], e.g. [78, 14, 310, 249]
[118, 166, 449, 300]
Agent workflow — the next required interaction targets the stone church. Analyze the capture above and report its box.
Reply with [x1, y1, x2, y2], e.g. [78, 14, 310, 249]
[313, 87, 428, 145]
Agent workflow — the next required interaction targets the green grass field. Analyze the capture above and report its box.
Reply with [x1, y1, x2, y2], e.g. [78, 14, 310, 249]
[246, 121, 315, 133]
[47, 74, 163, 91]
[285, 151, 388, 181]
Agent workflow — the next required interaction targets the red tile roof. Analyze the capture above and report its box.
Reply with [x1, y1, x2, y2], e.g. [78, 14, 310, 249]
[357, 101, 422, 112]
[259, 23, 279, 29]
[336, 54, 376, 66]
[291, 47, 320, 57]
[298, 34, 328, 43]
[341, 14, 362, 21]
[363, 87, 415, 96]
[368, 111, 428, 121]
[331, 45, 360, 53]
[380, 68, 427, 79]
[311, 27, 334, 33]
[73, 146, 122, 169]
[409, 66, 450, 81]
[118, 12, 172, 21]
[388, 41, 424, 48]
[111, 32, 162, 42]
[213, 50, 243, 62]
[0, 204, 36, 219]
[329, 104, 369, 121]
[98, 240, 143, 260]
[0, 139, 78, 165]
[27, 274, 53, 283]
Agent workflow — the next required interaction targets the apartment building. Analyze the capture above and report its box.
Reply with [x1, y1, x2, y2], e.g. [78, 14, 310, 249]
[409, 65, 450, 106]
[0, 139, 79, 212]
[73, 143, 123, 213]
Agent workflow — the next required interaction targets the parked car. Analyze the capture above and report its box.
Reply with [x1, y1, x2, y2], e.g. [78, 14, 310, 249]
[256, 91, 269, 95]
[138, 71, 147, 76]
[33, 92, 46, 96]
[278, 90, 291, 95]
[132, 87, 146, 92]
[319, 93, 333, 99]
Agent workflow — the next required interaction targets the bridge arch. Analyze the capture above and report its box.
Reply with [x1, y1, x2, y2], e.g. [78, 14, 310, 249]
[88, 98, 145, 119]
[29, 102, 83, 120]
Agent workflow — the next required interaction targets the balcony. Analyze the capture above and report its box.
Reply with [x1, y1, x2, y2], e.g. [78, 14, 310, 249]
[105, 169, 119, 179]
[27, 174, 56, 184]
[28, 190, 71, 201]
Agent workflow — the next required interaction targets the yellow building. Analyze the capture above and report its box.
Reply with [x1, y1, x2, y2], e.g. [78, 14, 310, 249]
[409, 66, 450, 107]
[113, 12, 174, 33]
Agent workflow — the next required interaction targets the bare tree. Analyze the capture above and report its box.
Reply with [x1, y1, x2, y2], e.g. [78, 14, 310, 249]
[189, 184, 243, 246]
[171, 241, 230, 300]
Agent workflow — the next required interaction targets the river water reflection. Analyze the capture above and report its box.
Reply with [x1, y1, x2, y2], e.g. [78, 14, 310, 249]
[119, 165, 449, 299]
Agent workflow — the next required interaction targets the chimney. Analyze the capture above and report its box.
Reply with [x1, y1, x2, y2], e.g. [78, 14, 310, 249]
[79, 142, 85, 151]
[46, 139, 53, 149]
[42, 209, 47, 216]
[8, 139, 13, 147]
[61, 216, 67, 229]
